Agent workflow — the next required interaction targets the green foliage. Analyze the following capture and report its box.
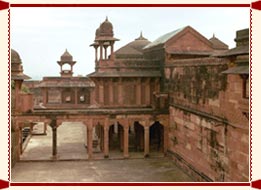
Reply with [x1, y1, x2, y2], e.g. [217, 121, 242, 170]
[21, 85, 30, 93]
[11, 80, 30, 93]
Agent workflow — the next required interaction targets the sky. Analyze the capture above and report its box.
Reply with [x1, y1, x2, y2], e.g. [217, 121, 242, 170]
[11, 7, 250, 80]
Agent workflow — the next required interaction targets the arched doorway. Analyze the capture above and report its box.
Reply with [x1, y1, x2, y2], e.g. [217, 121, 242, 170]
[131, 121, 144, 152]
[149, 121, 164, 153]
[109, 122, 124, 152]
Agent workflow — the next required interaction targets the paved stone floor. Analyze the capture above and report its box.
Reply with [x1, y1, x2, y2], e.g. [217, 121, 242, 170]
[21, 122, 88, 160]
[11, 158, 194, 182]
[21, 122, 164, 160]
[14, 122, 194, 182]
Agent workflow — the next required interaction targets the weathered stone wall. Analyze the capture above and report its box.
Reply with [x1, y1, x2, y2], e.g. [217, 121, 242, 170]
[167, 57, 249, 181]
[168, 106, 248, 181]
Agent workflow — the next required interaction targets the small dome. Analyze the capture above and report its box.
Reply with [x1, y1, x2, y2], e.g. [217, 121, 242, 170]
[95, 27, 101, 38]
[11, 49, 22, 64]
[11, 49, 30, 80]
[61, 49, 73, 62]
[99, 17, 113, 37]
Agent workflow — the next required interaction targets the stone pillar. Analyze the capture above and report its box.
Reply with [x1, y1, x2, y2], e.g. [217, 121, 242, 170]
[99, 43, 103, 60]
[50, 118, 58, 160]
[120, 127, 123, 151]
[95, 47, 98, 63]
[110, 42, 114, 60]
[104, 46, 108, 60]
[90, 88, 95, 105]
[144, 126, 150, 158]
[14, 125, 21, 161]
[43, 87, 48, 105]
[99, 81, 104, 105]
[14, 80, 23, 112]
[136, 78, 141, 105]
[87, 121, 93, 159]
[109, 79, 113, 105]
[119, 78, 123, 105]
[104, 118, 109, 158]
[123, 120, 129, 158]
[18, 125, 23, 155]
[29, 122, 34, 135]
[74, 88, 78, 105]
[163, 123, 168, 155]
[145, 79, 151, 105]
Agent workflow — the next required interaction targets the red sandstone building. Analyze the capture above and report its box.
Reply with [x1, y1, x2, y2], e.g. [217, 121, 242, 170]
[11, 18, 249, 182]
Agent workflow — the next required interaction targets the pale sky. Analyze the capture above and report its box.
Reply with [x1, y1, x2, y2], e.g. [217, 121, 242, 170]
[11, 7, 249, 80]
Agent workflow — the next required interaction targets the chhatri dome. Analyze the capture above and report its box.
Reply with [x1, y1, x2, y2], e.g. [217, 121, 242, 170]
[99, 16, 113, 37]
[60, 49, 73, 62]
[11, 49, 30, 80]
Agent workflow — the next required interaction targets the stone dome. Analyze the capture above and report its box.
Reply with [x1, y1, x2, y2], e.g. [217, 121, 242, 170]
[99, 17, 113, 37]
[95, 26, 101, 38]
[11, 49, 30, 80]
[61, 49, 73, 62]
[115, 32, 150, 58]
[11, 49, 22, 64]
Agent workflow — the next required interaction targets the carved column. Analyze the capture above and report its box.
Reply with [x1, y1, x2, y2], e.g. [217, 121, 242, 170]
[90, 88, 95, 105]
[74, 88, 78, 105]
[18, 124, 23, 155]
[104, 118, 109, 158]
[145, 78, 151, 105]
[119, 78, 123, 105]
[42, 87, 48, 105]
[136, 78, 141, 105]
[99, 43, 103, 60]
[14, 124, 21, 161]
[104, 45, 108, 60]
[50, 118, 58, 160]
[109, 79, 113, 105]
[123, 119, 129, 158]
[163, 121, 169, 155]
[95, 46, 98, 63]
[144, 125, 150, 158]
[99, 81, 104, 105]
[110, 41, 114, 60]
[14, 80, 23, 112]
[87, 120, 93, 159]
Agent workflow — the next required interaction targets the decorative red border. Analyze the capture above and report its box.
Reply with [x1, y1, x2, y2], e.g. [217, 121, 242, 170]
[250, 7, 253, 183]
[7, 7, 10, 184]
[9, 182, 252, 186]
[0, 0, 258, 189]
[252, 0, 261, 10]
[10, 3, 250, 7]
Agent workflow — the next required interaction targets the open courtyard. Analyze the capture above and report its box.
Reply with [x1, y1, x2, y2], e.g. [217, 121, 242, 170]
[11, 158, 194, 182]
[12, 122, 194, 182]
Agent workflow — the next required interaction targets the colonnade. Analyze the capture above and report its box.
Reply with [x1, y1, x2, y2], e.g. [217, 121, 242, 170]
[14, 115, 169, 161]
[49, 118, 168, 160]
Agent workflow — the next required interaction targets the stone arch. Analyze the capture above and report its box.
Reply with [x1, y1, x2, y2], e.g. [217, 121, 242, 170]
[61, 63, 71, 71]
[149, 121, 164, 152]
[108, 121, 124, 152]
[131, 121, 145, 152]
